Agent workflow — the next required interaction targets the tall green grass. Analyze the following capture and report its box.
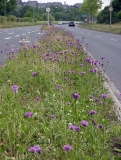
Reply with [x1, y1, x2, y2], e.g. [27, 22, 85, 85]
[0, 26, 120, 159]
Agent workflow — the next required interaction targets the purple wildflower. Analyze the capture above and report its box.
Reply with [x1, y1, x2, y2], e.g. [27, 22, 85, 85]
[25, 112, 33, 118]
[98, 124, 103, 129]
[68, 124, 75, 130]
[90, 94, 93, 99]
[74, 126, 80, 132]
[81, 72, 86, 75]
[81, 120, 88, 126]
[99, 101, 103, 105]
[32, 72, 38, 77]
[89, 110, 96, 115]
[95, 98, 99, 102]
[36, 97, 40, 101]
[73, 93, 80, 99]
[51, 115, 55, 119]
[102, 94, 107, 99]
[28, 145, 42, 153]
[11, 85, 19, 93]
[63, 145, 72, 151]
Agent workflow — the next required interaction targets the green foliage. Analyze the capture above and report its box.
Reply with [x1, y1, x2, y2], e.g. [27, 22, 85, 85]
[0, 16, 4, 23]
[97, 0, 121, 24]
[0, 0, 17, 16]
[0, 26, 119, 159]
[80, 0, 102, 18]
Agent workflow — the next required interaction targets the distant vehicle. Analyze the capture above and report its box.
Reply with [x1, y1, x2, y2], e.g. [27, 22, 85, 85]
[68, 21, 75, 27]
[58, 21, 63, 25]
[62, 21, 66, 24]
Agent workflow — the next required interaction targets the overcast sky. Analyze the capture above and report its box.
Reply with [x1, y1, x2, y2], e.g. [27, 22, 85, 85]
[23, 0, 111, 9]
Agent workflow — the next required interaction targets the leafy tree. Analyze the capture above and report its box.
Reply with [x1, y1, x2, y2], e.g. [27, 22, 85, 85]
[80, 0, 102, 22]
[97, 0, 121, 23]
[0, 0, 17, 16]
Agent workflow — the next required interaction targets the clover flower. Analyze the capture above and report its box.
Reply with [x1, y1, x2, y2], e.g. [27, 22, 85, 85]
[81, 120, 88, 126]
[28, 145, 42, 153]
[25, 112, 33, 118]
[63, 145, 72, 151]
[11, 85, 19, 93]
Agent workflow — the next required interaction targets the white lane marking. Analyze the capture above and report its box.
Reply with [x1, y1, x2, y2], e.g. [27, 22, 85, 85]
[36, 30, 38, 31]
[28, 32, 31, 33]
[32, 31, 35, 32]
[97, 36, 102, 37]
[22, 33, 26, 35]
[4, 37, 12, 39]
[111, 39, 117, 42]
[14, 35, 20, 37]
[8, 32, 14, 34]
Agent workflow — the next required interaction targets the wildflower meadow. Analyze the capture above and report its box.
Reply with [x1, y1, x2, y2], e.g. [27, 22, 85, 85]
[0, 25, 121, 159]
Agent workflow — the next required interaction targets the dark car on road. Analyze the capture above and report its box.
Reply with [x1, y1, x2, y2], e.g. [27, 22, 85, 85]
[68, 21, 75, 27]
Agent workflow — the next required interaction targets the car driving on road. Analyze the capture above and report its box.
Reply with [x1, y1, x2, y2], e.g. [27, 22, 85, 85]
[68, 21, 75, 27]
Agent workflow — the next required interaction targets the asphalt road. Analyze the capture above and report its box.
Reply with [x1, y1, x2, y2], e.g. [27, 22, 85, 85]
[0, 24, 121, 96]
[0, 25, 44, 62]
[58, 24, 121, 94]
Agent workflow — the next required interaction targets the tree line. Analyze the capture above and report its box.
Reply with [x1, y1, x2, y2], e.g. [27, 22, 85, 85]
[97, 0, 121, 24]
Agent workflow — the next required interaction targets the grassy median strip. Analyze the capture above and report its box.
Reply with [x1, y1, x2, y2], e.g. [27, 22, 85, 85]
[79, 23, 121, 34]
[0, 25, 121, 159]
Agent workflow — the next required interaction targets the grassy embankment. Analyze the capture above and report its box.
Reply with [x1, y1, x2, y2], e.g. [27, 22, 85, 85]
[79, 23, 121, 34]
[0, 25, 121, 159]
[0, 21, 58, 29]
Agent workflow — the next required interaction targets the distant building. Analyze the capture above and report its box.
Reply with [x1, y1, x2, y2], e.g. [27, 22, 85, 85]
[17, 0, 82, 9]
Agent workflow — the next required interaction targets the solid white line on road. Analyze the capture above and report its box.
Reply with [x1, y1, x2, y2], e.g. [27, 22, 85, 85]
[111, 39, 117, 42]
[97, 36, 102, 37]
[4, 37, 12, 39]
[38, 33, 44, 34]
[14, 35, 20, 37]
[22, 34, 26, 35]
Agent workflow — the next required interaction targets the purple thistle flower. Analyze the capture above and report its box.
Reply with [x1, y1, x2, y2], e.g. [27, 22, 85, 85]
[32, 72, 38, 77]
[68, 124, 75, 130]
[95, 98, 99, 102]
[36, 97, 40, 101]
[28, 145, 42, 153]
[73, 93, 80, 99]
[81, 72, 86, 75]
[74, 126, 80, 132]
[63, 145, 72, 151]
[98, 124, 103, 129]
[89, 94, 93, 99]
[102, 94, 107, 99]
[89, 110, 96, 115]
[51, 115, 55, 119]
[81, 120, 88, 126]
[99, 101, 103, 105]
[25, 112, 33, 118]
[11, 85, 19, 93]
[101, 56, 105, 60]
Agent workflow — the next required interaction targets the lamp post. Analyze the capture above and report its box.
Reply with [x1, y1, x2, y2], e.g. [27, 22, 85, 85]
[33, 6, 36, 22]
[4, 0, 6, 23]
[109, 0, 113, 29]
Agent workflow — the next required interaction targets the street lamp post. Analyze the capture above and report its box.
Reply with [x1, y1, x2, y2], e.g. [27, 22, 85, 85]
[4, 0, 6, 23]
[33, 6, 36, 22]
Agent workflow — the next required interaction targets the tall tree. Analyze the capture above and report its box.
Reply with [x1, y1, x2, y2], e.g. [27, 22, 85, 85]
[80, 0, 102, 21]
[0, 0, 17, 16]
